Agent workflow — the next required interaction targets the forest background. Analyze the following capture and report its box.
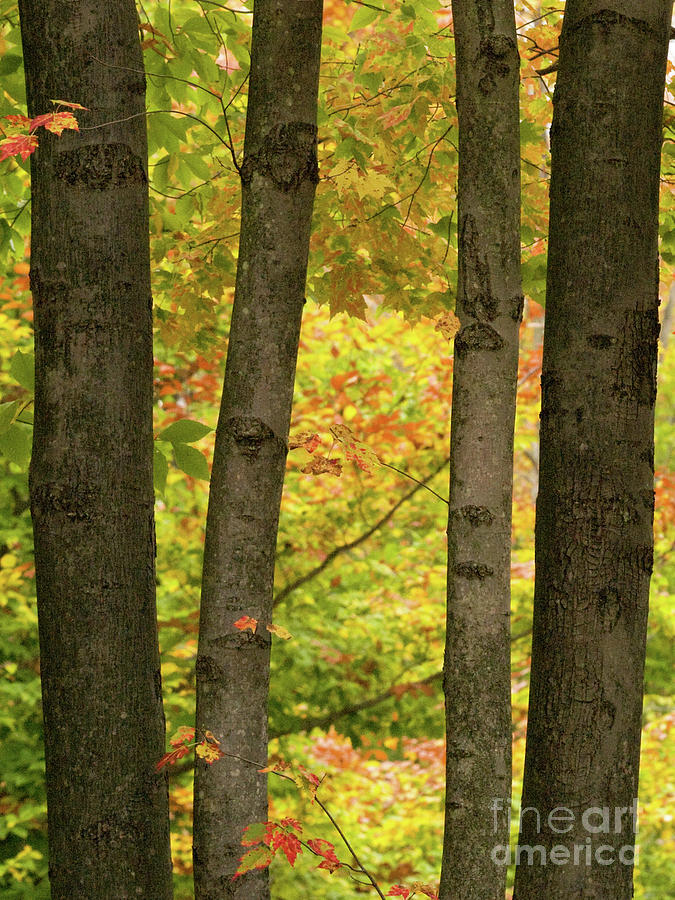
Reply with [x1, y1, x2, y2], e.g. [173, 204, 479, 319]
[0, 0, 673, 897]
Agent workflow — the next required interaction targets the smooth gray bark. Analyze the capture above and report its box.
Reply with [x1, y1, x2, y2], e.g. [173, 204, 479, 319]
[514, 3, 672, 898]
[20, 1, 173, 897]
[439, 3, 522, 898]
[192, 3, 323, 898]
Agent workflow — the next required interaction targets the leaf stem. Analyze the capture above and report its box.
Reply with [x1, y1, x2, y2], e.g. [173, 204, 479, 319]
[379, 460, 448, 504]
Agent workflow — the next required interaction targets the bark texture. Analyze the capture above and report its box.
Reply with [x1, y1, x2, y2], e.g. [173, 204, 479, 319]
[514, 3, 672, 898]
[439, 3, 522, 898]
[192, 3, 323, 898]
[20, 2, 172, 898]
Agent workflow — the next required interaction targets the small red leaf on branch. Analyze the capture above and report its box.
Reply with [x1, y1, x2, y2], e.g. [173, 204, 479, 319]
[155, 743, 191, 772]
[233, 615, 258, 633]
[0, 134, 38, 162]
[36, 111, 80, 135]
[331, 423, 380, 473]
[266, 820, 302, 866]
[307, 838, 343, 873]
[4, 114, 31, 127]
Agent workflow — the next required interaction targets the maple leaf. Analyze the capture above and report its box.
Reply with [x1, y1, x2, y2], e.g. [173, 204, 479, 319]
[0, 133, 38, 162]
[266, 623, 293, 640]
[170, 725, 195, 747]
[36, 111, 80, 136]
[307, 838, 343, 873]
[288, 431, 321, 453]
[330, 424, 380, 473]
[241, 822, 268, 846]
[196, 739, 224, 764]
[257, 758, 292, 774]
[295, 763, 322, 801]
[233, 615, 258, 633]
[388, 887, 411, 899]
[301, 455, 343, 476]
[50, 99, 89, 110]
[3, 114, 31, 128]
[434, 310, 461, 341]
[155, 743, 191, 771]
[234, 845, 274, 877]
[266, 821, 302, 866]
[414, 884, 440, 899]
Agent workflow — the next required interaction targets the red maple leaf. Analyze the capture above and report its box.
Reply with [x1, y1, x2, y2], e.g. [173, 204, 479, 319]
[307, 838, 343, 873]
[265, 821, 302, 867]
[30, 111, 80, 136]
[0, 133, 38, 162]
[155, 743, 191, 772]
[4, 114, 31, 127]
[233, 615, 258, 633]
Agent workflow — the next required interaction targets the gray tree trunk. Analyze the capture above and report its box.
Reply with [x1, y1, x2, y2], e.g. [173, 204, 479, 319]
[439, 3, 522, 898]
[514, 4, 672, 898]
[20, 1, 173, 898]
[192, 3, 323, 898]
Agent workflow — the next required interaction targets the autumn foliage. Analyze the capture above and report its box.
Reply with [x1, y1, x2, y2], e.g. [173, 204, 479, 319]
[0, 0, 674, 897]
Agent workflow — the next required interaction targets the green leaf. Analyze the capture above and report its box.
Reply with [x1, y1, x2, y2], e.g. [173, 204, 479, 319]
[0, 55, 22, 76]
[173, 442, 210, 480]
[0, 400, 20, 435]
[9, 350, 34, 392]
[0, 422, 32, 468]
[235, 845, 274, 877]
[154, 445, 168, 495]
[351, 4, 381, 30]
[156, 419, 212, 443]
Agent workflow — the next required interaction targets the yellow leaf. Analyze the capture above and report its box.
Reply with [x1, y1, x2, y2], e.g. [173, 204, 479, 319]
[266, 623, 293, 641]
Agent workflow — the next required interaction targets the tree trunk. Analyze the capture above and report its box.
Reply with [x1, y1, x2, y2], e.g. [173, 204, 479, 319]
[514, 4, 672, 898]
[20, 2, 173, 898]
[192, 3, 323, 898]
[439, 3, 521, 898]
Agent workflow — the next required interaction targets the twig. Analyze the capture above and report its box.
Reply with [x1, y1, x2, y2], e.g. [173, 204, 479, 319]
[379, 460, 449, 504]
[274, 456, 449, 607]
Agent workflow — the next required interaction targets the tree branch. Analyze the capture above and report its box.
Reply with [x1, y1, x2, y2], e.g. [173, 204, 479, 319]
[274, 455, 450, 608]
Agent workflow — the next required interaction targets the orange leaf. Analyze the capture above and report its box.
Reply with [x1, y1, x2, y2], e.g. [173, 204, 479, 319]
[301, 455, 343, 476]
[289, 432, 321, 453]
[233, 615, 258, 633]
[434, 310, 460, 341]
[155, 744, 191, 771]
